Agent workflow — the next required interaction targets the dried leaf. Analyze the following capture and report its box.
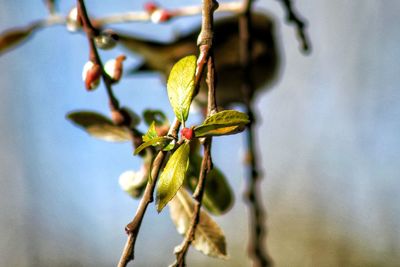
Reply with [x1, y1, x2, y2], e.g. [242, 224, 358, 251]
[167, 55, 197, 123]
[194, 110, 249, 137]
[169, 189, 228, 259]
[66, 111, 131, 142]
[0, 23, 40, 55]
[156, 142, 190, 212]
[186, 154, 234, 215]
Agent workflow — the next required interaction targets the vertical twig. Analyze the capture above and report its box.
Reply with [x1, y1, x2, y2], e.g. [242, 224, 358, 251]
[239, 0, 273, 266]
[172, 0, 219, 266]
[117, 0, 217, 264]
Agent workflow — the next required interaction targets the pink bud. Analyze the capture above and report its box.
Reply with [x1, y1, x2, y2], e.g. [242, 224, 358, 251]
[82, 61, 101, 91]
[144, 2, 158, 13]
[150, 10, 172, 24]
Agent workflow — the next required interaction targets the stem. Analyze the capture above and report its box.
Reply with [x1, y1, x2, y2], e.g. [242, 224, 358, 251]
[239, 1, 272, 266]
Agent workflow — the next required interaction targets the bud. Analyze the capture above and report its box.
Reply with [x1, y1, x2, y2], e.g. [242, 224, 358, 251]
[82, 61, 101, 91]
[66, 6, 81, 32]
[119, 169, 148, 198]
[150, 10, 172, 24]
[181, 127, 194, 140]
[94, 30, 119, 50]
[144, 2, 159, 13]
[104, 55, 126, 82]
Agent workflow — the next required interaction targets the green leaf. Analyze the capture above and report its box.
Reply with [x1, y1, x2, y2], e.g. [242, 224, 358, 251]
[156, 142, 190, 212]
[67, 111, 131, 142]
[194, 110, 250, 137]
[134, 136, 172, 155]
[186, 154, 234, 215]
[143, 109, 168, 126]
[142, 121, 158, 142]
[167, 55, 197, 122]
[134, 121, 174, 155]
[169, 189, 228, 259]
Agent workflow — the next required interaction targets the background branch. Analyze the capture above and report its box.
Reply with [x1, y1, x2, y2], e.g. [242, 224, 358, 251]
[239, 0, 272, 266]
[276, 0, 311, 52]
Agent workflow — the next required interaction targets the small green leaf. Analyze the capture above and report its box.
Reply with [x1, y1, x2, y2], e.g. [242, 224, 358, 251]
[142, 121, 158, 142]
[134, 136, 172, 155]
[135, 121, 174, 154]
[186, 154, 234, 215]
[156, 142, 190, 212]
[167, 55, 197, 122]
[67, 111, 131, 142]
[169, 189, 228, 259]
[194, 110, 250, 137]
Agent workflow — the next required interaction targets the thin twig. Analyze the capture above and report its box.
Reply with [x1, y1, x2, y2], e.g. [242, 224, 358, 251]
[239, 0, 272, 266]
[77, 0, 119, 110]
[116, 3, 217, 263]
[276, 0, 311, 53]
[3, 2, 243, 34]
[96, 2, 242, 25]
[172, 0, 218, 266]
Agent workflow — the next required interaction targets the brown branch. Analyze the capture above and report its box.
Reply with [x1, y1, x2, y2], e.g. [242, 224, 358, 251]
[276, 0, 311, 53]
[116, 1, 217, 262]
[77, 0, 120, 111]
[239, 1, 273, 267]
[172, 1, 219, 266]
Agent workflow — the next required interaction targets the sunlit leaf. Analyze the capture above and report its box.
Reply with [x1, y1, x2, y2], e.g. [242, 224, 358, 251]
[194, 110, 249, 137]
[186, 154, 234, 215]
[156, 142, 190, 212]
[66, 111, 131, 142]
[134, 121, 174, 155]
[167, 55, 197, 122]
[142, 121, 158, 142]
[169, 189, 228, 259]
[134, 136, 172, 155]
[0, 23, 40, 55]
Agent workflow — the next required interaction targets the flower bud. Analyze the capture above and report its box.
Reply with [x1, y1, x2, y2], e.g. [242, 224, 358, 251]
[119, 169, 147, 198]
[104, 55, 126, 82]
[144, 2, 159, 13]
[150, 10, 172, 24]
[181, 127, 194, 140]
[66, 6, 81, 32]
[94, 29, 119, 50]
[82, 61, 101, 91]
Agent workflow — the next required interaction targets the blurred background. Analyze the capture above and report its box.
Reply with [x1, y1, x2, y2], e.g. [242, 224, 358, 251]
[1, 0, 399, 266]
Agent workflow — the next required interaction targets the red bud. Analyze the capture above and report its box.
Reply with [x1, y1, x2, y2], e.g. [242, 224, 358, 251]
[181, 127, 194, 140]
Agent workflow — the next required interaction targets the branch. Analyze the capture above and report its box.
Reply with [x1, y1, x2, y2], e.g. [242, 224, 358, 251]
[276, 0, 311, 53]
[116, 1, 218, 263]
[172, 0, 218, 266]
[239, 0, 273, 266]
